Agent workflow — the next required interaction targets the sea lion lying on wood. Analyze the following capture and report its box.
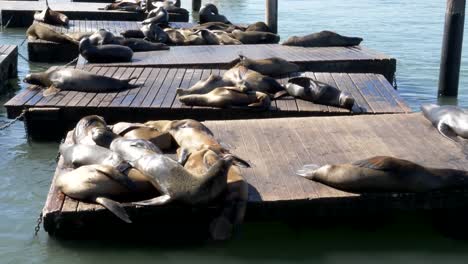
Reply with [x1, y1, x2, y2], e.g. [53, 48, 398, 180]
[229, 55, 300, 76]
[34, 5, 69, 27]
[199, 3, 230, 24]
[26, 23, 78, 44]
[230, 30, 280, 44]
[282, 30, 363, 47]
[79, 37, 134, 63]
[421, 104, 468, 142]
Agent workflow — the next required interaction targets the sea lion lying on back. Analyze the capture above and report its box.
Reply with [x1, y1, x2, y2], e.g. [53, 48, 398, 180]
[23, 68, 139, 96]
[26, 23, 78, 44]
[282, 30, 363, 47]
[421, 104, 468, 142]
[199, 3, 231, 24]
[79, 37, 134, 63]
[297, 156, 468, 193]
[280, 76, 355, 110]
[230, 55, 300, 76]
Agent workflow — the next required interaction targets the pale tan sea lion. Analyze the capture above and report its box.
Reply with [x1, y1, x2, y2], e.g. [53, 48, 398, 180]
[212, 30, 242, 45]
[111, 122, 172, 150]
[421, 104, 468, 142]
[176, 74, 232, 96]
[223, 66, 284, 94]
[282, 30, 363, 47]
[297, 156, 468, 193]
[229, 55, 300, 76]
[73, 115, 108, 145]
[26, 23, 77, 44]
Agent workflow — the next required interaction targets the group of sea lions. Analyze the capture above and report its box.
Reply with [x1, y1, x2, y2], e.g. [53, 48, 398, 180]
[177, 55, 355, 110]
[57, 116, 249, 240]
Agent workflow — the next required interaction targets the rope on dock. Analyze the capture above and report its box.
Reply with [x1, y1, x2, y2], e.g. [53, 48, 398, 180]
[2, 16, 14, 30]
[0, 110, 26, 131]
[17, 53, 49, 70]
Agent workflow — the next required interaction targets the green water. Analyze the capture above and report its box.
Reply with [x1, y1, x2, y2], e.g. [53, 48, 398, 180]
[1, 0, 468, 262]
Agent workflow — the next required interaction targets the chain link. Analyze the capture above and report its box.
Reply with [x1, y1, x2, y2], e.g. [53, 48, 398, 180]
[34, 212, 43, 237]
[0, 110, 25, 131]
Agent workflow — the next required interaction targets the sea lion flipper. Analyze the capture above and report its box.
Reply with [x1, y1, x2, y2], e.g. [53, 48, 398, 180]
[273, 90, 289, 99]
[42, 86, 60, 97]
[95, 197, 132, 223]
[177, 147, 191, 165]
[296, 164, 320, 179]
[437, 120, 459, 142]
[132, 194, 172, 206]
[95, 164, 137, 191]
[226, 154, 250, 168]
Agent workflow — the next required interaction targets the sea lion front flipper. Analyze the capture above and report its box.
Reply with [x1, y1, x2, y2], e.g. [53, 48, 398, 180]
[437, 120, 459, 142]
[273, 90, 289, 99]
[95, 197, 131, 223]
[42, 85, 60, 97]
[224, 154, 251, 168]
[132, 194, 172, 206]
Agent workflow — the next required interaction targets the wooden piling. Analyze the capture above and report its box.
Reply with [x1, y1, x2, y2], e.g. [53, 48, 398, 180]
[265, 0, 278, 34]
[438, 0, 466, 97]
[192, 0, 201, 11]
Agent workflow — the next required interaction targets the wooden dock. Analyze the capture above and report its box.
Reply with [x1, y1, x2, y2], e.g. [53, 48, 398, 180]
[0, 1, 188, 28]
[0, 45, 18, 91]
[28, 20, 194, 62]
[42, 113, 468, 237]
[78, 44, 397, 82]
[4, 65, 410, 139]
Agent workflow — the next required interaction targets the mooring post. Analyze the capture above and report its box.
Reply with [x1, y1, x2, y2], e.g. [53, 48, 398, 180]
[192, 0, 202, 12]
[438, 0, 466, 97]
[266, 0, 278, 34]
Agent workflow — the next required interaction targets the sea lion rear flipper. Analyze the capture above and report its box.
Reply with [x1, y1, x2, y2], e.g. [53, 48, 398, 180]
[95, 197, 132, 223]
[132, 194, 172, 206]
[225, 154, 250, 168]
[42, 86, 60, 97]
[273, 90, 289, 99]
[437, 121, 459, 142]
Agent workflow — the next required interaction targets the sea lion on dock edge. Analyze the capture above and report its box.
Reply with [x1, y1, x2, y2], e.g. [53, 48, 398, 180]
[199, 3, 231, 24]
[223, 66, 284, 95]
[119, 38, 170, 51]
[73, 115, 108, 145]
[297, 156, 468, 193]
[230, 30, 280, 44]
[176, 74, 232, 96]
[179, 87, 271, 110]
[281, 76, 355, 110]
[26, 23, 77, 44]
[88, 29, 120, 46]
[34, 5, 69, 27]
[229, 55, 300, 76]
[282, 30, 363, 47]
[421, 104, 468, 142]
[23, 68, 139, 96]
[110, 137, 230, 206]
[79, 38, 134, 63]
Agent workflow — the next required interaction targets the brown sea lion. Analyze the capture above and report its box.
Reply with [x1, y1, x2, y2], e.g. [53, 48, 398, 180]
[193, 22, 241, 31]
[179, 87, 271, 110]
[245, 22, 271, 33]
[199, 3, 231, 24]
[26, 23, 78, 44]
[79, 37, 134, 63]
[212, 30, 242, 45]
[141, 23, 168, 43]
[223, 66, 284, 95]
[73, 115, 108, 145]
[164, 28, 187, 45]
[23, 68, 139, 96]
[34, 5, 69, 27]
[143, 6, 169, 25]
[200, 29, 221, 45]
[111, 122, 172, 150]
[297, 156, 468, 193]
[230, 30, 280, 44]
[118, 38, 170, 51]
[176, 74, 231, 96]
[281, 76, 355, 110]
[229, 55, 300, 76]
[282, 30, 363, 47]
[120, 29, 145, 39]
[103, 0, 143, 12]
[65, 32, 93, 42]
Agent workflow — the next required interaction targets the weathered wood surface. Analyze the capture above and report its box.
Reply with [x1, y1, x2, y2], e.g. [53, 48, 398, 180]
[42, 113, 468, 236]
[0, 1, 188, 27]
[4, 66, 410, 139]
[27, 20, 195, 62]
[0, 45, 18, 91]
[78, 44, 397, 82]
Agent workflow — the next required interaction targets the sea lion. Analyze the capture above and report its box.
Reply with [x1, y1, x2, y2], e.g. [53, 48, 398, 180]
[141, 23, 168, 43]
[121, 29, 145, 39]
[118, 38, 170, 51]
[152, 0, 187, 15]
[230, 55, 300, 76]
[176, 74, 231, 96]
[65, 32, 93, 42]
[281, 76, 355, 110]
[73, 115, 108, 145]
[143, 6, 169, 25]
[199, 3, 231, 24]
[200, 29, 221, 45]
[111, 122, 172, 150]
[26, 23, 77, 44]
[230, 30, 280, 44]
[23, 68, 139, 96]
[79, 37, 134, 63]
[145, 119, 250, 168]
[297, 156, 468, 193]
[103, 0, 143, 12]
[179, 87, 271, 110]
[56, 164, 158, 223]
[282, 30, 363, 47]
[421, 104, 468, 142]
[211, 30, 242, 45]
[34, 5, 69, 27]
[223, 65, 284, 94]
[88, 29, 119, 46]
[193, 22, 237, 31]
[245, 22, 271, 33]
[110, 137, 230, 206]
[164, 28, 188, 45]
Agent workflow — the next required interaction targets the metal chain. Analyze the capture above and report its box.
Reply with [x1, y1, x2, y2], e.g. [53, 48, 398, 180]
[34, 212, 43, 236]
[0, 110, 25, 131]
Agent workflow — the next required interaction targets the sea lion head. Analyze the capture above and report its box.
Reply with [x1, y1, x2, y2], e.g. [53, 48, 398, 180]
[92, 127, 119, 148]
[23, 73, 44, 85]
[339, 92, 355, 110]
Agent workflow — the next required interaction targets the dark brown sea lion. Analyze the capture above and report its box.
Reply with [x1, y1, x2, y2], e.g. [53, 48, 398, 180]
[230, 30, 280, 44]
[223, 66, 284, 95]
[23, 68, 139, 96]
[179, 87, 271, 110]
[102, 0, 144, 12]
[297, 156, 468, 193]
[245, 22, 271, 33]
[230, 55, 300, 76]
[176, 74, 231, 96]
[34, 5, 69, 27]
[282, 30, 363, 47]
[120, 29, 145, 39]
[282, 77, 355, 110]
[79, 37, 134, 63]
[26, 23, 77, 44]
[143, 6, 169, 25]
[141, 23, 168, 43]
[199, 3, 231, 24]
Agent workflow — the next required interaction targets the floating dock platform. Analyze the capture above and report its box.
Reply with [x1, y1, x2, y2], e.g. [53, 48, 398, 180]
[28, 20, 194, 62]
[78, 44, 397, 82]
[0, 45, 18, 91]
[4, 65, 410, 140]
[0, 0, 188, 27]
[43, 113, 468, 237]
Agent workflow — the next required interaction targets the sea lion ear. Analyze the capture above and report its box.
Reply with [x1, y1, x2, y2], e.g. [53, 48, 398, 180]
[42, 86, 60, 97]
[437, 120, 459, 142]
